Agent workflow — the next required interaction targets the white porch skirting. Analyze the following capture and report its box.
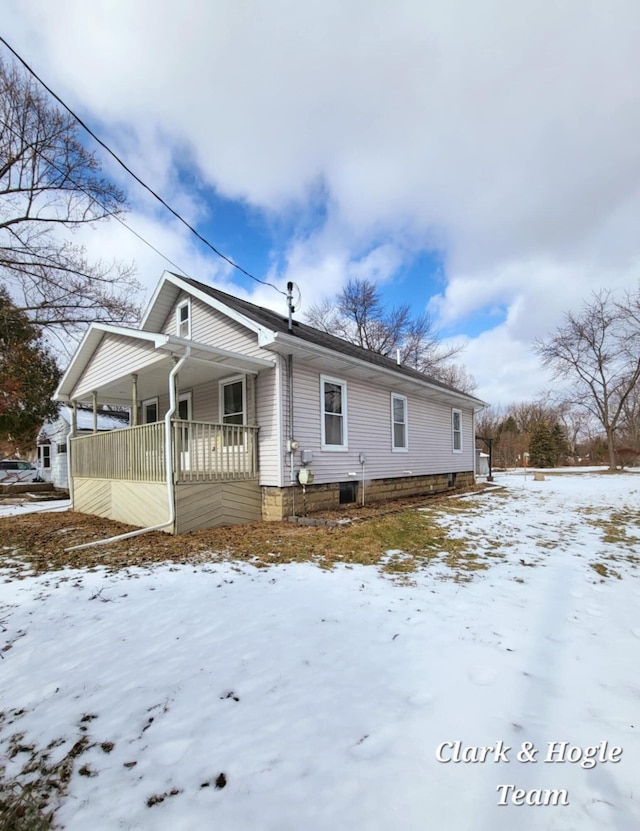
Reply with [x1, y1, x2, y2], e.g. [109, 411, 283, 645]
[73, 477, 261, 534]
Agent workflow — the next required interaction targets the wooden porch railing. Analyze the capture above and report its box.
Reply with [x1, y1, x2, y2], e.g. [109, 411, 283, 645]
[172, 420, 258, 481]
[71, 422, 166, 482]
[70, 421, 258, 482]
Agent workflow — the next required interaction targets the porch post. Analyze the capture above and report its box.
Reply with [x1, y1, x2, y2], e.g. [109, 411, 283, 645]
[71, 401, 78, 434]
[248, 374, 257, 426]
[131, 374, 138, 426]
[92, 391, 98, 433]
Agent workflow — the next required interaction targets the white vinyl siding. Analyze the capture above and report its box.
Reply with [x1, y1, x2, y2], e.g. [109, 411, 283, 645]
[161, 294, 272, 360]
[74, 334, 166, 399]
[452, 408, 463, 453]
[391, 394, 408, 451]
[320, 375, 348, 451]
[287, 360, 474, 484]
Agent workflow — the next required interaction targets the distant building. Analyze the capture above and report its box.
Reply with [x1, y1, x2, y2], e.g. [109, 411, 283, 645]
[37, 406, 129, 489]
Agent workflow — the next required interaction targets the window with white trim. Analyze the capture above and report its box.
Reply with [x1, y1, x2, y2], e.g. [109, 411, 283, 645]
[219, 377, 246, 425]
[321, 375, 348, 450]
[142, 397, 159, 424]
[452, 408, 463, 453]
[391, 393, 408, 451]
[176, 299, 191, 339]
[38, 445, 51, 469]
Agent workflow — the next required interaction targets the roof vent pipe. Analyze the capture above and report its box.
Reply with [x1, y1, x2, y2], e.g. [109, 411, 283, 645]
[396, 349, 401, 365]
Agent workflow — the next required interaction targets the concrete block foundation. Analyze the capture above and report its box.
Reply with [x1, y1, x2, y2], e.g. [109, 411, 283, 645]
[261, 471, 475, 521]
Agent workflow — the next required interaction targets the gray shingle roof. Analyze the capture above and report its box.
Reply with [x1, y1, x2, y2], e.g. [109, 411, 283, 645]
[179, 275, 483, 403]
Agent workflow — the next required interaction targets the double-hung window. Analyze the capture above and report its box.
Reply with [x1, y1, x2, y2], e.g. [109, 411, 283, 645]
[452, 408, 463, 453]
[177, 299, 191, 339]
[142, 398, 159, 424]
[321, 375, 348, 450]
[220, 377, 245, 425]
[38, 445, 51, 469]
[219, 376, 246, 447]
[391, 394, 408, 451]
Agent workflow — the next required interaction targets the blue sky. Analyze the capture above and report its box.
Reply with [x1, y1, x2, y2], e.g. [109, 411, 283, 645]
[4, 0, 640, 407]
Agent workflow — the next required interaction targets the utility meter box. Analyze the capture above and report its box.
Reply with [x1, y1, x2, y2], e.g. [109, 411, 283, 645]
[298, 468, 314, 486]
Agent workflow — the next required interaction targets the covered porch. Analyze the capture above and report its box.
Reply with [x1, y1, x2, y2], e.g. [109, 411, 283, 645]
[56, 325, 274, 533]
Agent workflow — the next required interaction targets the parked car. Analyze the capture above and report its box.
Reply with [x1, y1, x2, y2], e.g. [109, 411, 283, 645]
[0, 459, 41, 483]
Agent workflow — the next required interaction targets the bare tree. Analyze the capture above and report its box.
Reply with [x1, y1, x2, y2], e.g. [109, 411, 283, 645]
[535, 288, 640, 469]
[0, 56, 141, 344]
[306, 277, 474, 390]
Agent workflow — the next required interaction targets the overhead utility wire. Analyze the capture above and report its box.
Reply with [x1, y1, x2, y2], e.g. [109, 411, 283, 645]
[0, 35, 287, 296]
[0, 113, 192, 280]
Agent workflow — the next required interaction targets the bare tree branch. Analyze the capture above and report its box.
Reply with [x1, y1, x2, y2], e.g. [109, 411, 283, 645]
[534, 287, 640, 469]
[306, 277, 474, 391]
[0, 56, 142, 343]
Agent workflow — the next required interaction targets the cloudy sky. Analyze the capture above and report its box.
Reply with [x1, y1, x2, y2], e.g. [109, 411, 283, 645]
[4, 0, 640, 406]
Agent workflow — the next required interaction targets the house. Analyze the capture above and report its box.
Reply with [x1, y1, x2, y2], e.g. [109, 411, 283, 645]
[55, 271, 487, 534]
[37, 406, 129, 489]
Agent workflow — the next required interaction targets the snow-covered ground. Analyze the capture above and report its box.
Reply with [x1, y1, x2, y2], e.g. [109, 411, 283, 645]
[1, 472, 639, 830]
[0, 498, 71, 518]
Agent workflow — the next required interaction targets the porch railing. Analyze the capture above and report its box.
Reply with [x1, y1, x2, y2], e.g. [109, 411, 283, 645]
[71, 422, 166, 482]
[70, 421, 258, 482]
[172, 420, 258, 481]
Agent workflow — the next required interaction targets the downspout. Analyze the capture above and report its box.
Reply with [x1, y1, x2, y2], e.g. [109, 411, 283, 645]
[68, 401, 77, 507]
[66, 350, 190, 552]
[288, 353, 295, 517]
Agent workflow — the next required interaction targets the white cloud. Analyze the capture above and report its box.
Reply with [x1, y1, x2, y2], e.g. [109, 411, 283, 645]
[4, 0, 640, 401]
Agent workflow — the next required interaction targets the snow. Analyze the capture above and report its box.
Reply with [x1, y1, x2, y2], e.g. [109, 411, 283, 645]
[0, 499, 71, 518]
[58, 405, 129, 432]
[1, 472, 639, 829]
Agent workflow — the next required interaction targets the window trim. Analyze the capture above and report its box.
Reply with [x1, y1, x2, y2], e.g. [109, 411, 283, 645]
[177, 390, 193, 421]
[142, 397, 159, 424]
[452, 408, 463, 453]
[219, 375, 246, 425]
[38, 445, 51, 469]
[320, 374, 348, 451]
[391, 393, 408, 452]
[176, 298, 191, 339]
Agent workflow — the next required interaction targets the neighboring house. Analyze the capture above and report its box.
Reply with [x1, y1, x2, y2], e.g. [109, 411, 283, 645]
[55, 271, 487, 534]
[37, 406, 130, 489]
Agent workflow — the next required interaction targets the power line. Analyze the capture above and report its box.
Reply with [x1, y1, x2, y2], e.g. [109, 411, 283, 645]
[0, 113, 192, 280]
[0, 35, 287, 297]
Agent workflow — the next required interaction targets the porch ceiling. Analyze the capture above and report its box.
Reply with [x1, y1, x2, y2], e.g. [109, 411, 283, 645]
[75, 353, 263, 405]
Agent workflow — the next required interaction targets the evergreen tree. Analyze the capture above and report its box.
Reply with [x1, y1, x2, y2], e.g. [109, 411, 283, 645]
[550, 423, 569, 466]
[529, 422, 556, 467]
[0, 287, 60, 452]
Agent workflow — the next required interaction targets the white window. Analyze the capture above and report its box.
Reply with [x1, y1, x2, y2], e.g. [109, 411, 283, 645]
[177, 391, 192, 421]
[321, 375, 348, 450]
[391, 394, 408, 451]
[38, 445, 51, 469]
[219, 377, 246, 425]
[176, 299, 191, 339]
[452, 408, 463, 453]
[142, 397, 159, 424]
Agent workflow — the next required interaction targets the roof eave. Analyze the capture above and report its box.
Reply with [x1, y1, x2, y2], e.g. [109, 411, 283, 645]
[263, 330, 487, 407]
